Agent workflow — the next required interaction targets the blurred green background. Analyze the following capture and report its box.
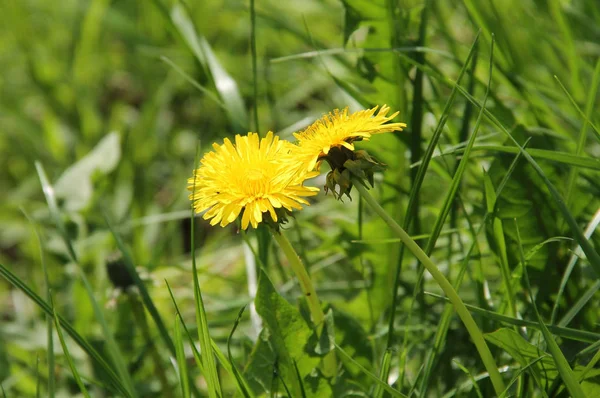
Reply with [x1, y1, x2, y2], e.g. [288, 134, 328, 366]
[1, 0, 600, 396]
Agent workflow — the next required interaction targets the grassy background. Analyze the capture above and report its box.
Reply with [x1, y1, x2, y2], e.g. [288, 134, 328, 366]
[1, 0, 600, 396]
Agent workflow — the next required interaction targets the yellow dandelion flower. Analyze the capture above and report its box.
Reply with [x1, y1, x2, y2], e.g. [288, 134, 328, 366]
[292, 105, 407, 172]
[188, 131, 319, 230]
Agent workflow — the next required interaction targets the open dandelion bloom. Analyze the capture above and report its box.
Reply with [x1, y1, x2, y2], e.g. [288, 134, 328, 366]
[188, 132, 319, 230]
[292, 105, 407, 172]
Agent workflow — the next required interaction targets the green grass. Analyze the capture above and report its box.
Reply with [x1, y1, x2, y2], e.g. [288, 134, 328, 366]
[1, 0, 600, 396]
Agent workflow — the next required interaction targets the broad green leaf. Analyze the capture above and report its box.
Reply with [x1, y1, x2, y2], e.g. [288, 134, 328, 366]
[250, 270, 319, 396]
[54, 132, 121, 211]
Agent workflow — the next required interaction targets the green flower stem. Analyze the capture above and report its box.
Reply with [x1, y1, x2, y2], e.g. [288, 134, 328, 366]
[272, 230, 337, 377]
[354, 182, 506, 396]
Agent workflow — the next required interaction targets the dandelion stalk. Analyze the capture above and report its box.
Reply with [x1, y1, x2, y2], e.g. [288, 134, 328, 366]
[271, 229, 337, 377]
[353, 182, 505, 395]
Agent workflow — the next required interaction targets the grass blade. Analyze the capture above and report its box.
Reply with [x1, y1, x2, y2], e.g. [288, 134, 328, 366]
[406, 0, 430, 234]
[563, 59, 600, 208]
[552, 208, 600, 325]
[373, 348, 393, 398]
[335, 345, 406, 397]
[0, 262, 130, 397]
[388, 29, 482, 354]
[515, 221, 586, 398]
[250, 0, 259, 132]
[422, 73, 600, 281]
[424, 292, 600, 343]
[554, 75, 600, 143]
[165, 280, 205, 374]
[174, 315, 190, 398]
[50, 294, 91, 398]
[167, 276, 253, 396]
[226, 306, 254, 398]
[419, 34, 495, 395]
[190, 163, 222, 397]
[391, 54, 600, 274]
[34, 162, 136, 398]
[21, 208, 55, 398]
[429, 145, 600, 171]
[104, 215, 176, 357]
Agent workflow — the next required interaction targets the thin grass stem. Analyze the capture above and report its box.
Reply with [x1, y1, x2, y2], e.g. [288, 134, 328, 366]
[271, 229, 337, 378]
[354, 182, 505, 395]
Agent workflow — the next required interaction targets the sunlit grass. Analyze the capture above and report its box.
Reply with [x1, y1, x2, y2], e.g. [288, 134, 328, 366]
[1, 0, 599, 396]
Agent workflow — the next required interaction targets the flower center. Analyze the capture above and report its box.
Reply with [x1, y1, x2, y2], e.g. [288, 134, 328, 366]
[246, 168, 267, 181]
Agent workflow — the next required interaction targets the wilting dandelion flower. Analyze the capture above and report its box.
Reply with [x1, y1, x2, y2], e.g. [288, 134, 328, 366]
[292, 105, 407, 173]
[188, 132, 318, 230]
[290, 105, 406, 198]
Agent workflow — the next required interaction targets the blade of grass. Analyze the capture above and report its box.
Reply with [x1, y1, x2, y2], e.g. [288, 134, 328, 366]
[453, 360, 484, 398]
[165, 280, 205, 374]
[387, 29, 481, 354]
[104, 216, 176, 356]
[373, 348, 393, 398]
[174, 314, 190, 398]
[484, 170, 516, 317]
[36, 356, 40, 398]
[160, 56, 227, 110]
[563, 59, 600, 209]
[576, 339, 600, 359]
[357, 197, 375, 330]
[576, 345, 600, 382]
[406, 0, 430, 235]
[414, 68, 600, 280]
[292, 361, 307, 398]
[35, 162, 136, 398]
[554, 75, 600, 143]
[226, 306, 254, 398]
[557, 280, 600, 328]
[515, 220, 586, 398]
[424, 292, 600, 343]
[552, 208, 600, 325]
[129, 297, 173, 397]
[393, 52, 600, 275]
[21, 208, 54, 398]
[107, 213, 202, 397]
[190, 150, 222, 397]
[168, 279, 253, 396]
[0, 262, 131, 397]
[549, 0, 582, 99]
[151, 0, 247, 130]
[250, 0, 259, 132]
[335, 345, 407, 398]
[50, 294, 91, 398]
[355, 182, 506, 395]
[425, 145, 600, 171]
[499, 357, 548, 398]
[419, 37, 498, 394]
